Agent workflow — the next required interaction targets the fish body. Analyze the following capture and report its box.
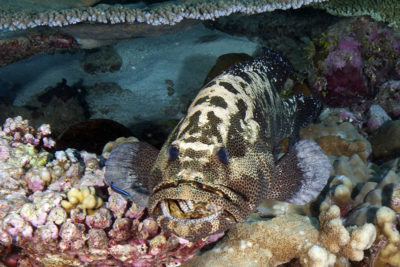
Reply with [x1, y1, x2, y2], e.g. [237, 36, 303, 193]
[106, 48, 330, 240]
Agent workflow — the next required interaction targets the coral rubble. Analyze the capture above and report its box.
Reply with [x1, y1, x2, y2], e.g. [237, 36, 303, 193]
[0, 116, 219, 266]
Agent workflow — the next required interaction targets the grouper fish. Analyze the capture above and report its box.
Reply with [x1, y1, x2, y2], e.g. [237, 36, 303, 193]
[105, 47, 331, 241]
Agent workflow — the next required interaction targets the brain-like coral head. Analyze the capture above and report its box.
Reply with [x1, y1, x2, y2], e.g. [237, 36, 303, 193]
[148, 136, 267, 240]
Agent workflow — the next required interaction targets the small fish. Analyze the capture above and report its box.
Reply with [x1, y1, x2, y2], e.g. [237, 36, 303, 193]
[105, 48, 331, 241]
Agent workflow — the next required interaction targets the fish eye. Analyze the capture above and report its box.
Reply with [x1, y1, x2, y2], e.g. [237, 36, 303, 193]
[167, 145, 179, 161]
[217, 147, 229, 164]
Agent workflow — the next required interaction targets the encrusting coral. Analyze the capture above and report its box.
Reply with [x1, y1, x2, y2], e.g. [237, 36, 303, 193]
[0, 116, 221, 266]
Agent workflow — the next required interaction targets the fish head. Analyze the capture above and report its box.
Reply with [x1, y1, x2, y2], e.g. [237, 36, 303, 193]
[148, 137, 269, 241]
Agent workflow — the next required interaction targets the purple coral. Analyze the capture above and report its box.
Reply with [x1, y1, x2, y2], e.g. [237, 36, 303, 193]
[322, 38, 366, 106]
[310, 18, 400, 108]
[374, 80, 400, 119]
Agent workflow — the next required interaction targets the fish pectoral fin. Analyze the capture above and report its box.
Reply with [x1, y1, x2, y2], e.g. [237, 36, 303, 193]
[266, 140, 331, 205]
[105, 141, 159, 208]
[286, 94, 323, 148]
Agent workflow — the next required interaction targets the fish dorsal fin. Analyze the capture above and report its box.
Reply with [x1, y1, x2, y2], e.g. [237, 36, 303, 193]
[266, 140, 331, 205]
[226, 47, 293, 93]
[105, 141, 159, 208]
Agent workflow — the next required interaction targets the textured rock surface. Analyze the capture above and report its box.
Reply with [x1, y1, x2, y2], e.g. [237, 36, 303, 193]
[80, 46, 122, 74]
[369, 120, 400, 161]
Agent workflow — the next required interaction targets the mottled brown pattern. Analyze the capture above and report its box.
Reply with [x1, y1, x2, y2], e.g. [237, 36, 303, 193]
[144, 49, 322, 240]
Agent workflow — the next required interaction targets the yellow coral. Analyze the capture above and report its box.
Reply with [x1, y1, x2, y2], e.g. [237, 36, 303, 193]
[375, 207, 400, 266]
[61, 186, 103, 214]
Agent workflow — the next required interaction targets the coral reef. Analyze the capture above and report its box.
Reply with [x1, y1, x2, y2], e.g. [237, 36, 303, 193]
[0, 31, 78, 67]
[308, 17, 400, 107]
[0, 0, 327, 31]
[60, 186, 103, 214]
[314, 0, 400, 27]
[1, 0, 101, 9]
[1, 0, 399, 33]
[366, 104, 391, 130]
[300, 108, 371, 161]
[374, 80, 400, 119]
[0, 117, 220, 266]
[183, 205, 376, 266]
[1, 112, 400, 266]
[184, 107, 400, 266]
[0, 78, 88, 138]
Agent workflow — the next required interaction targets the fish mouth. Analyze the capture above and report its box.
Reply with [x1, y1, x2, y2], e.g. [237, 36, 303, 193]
[149, 180, 246, 221]
[148, 181, 244, 239]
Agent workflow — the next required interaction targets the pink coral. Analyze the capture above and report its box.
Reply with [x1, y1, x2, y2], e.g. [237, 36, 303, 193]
[310, 18, 400, 108]
[2, 116, 55, 149]
[318, 37, 367, 106]
[0, 117, 222, 266]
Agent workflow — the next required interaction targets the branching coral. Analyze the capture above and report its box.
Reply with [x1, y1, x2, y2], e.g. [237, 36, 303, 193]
[183, 205, 376, 266]
[185, 107, 400, 266]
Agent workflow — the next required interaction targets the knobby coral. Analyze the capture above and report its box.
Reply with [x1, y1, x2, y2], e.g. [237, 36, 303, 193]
[0, 116, 221, 266]
[183, 205, 376, 266]
[184, 108, 400, 266]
